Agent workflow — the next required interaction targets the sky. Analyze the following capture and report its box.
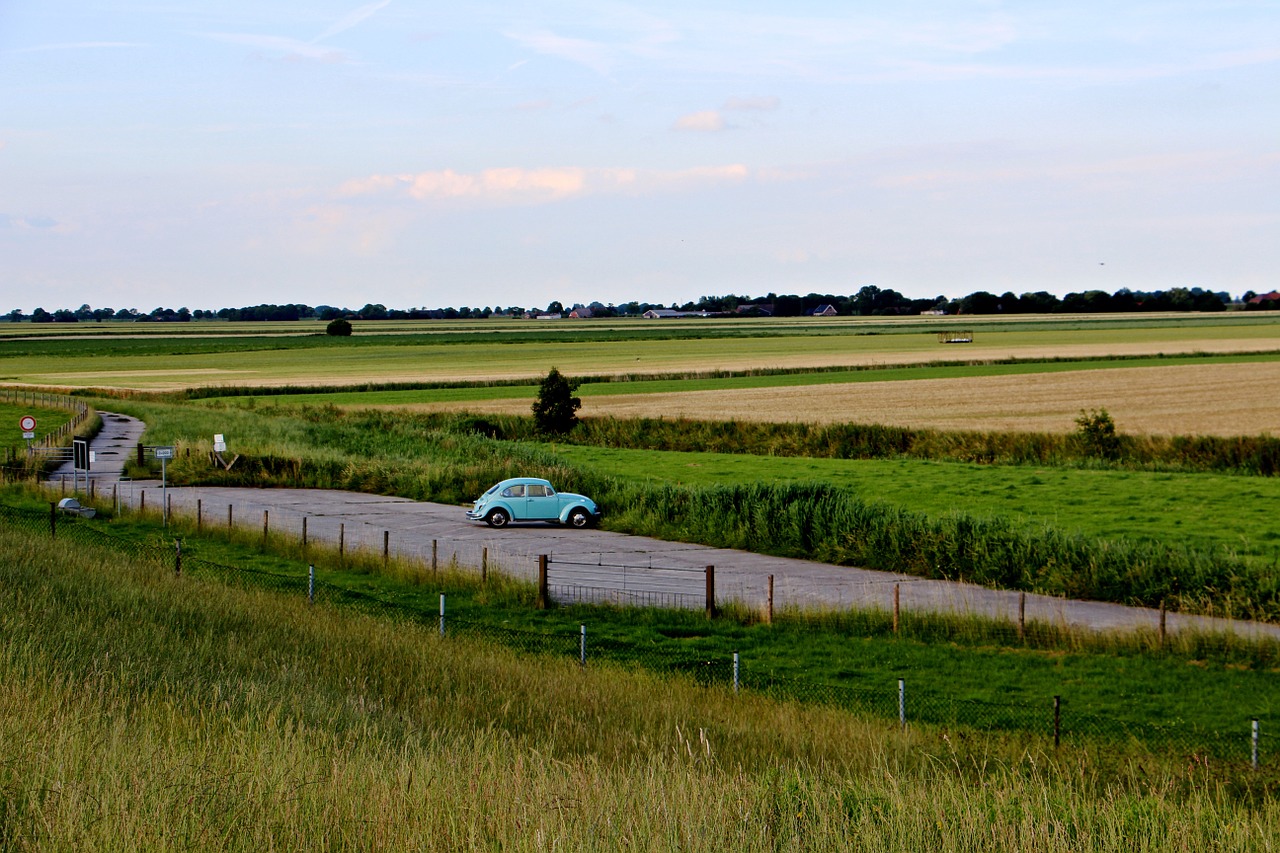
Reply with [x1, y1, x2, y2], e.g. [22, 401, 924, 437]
[2, 1, 1278, 314]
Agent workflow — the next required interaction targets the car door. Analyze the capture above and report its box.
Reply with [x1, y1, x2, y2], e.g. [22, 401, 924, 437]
[523, 483, 559, 520]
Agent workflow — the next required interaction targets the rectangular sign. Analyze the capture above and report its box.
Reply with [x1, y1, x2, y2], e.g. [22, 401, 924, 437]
[73, 438, 90, 470]
[154, 446, 175, 459]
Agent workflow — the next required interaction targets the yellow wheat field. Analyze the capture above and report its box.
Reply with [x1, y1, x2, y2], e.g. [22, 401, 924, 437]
[406, 361, 1280, 436]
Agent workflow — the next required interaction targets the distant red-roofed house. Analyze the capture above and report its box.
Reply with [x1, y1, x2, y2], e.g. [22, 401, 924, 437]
[1248, 291, 1280, 305]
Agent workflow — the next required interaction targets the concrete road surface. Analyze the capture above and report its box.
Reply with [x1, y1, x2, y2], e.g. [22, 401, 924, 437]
[71, 412, 1280, 642]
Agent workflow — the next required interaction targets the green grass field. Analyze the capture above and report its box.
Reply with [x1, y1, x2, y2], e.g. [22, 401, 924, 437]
[547, 444, 1280, 564]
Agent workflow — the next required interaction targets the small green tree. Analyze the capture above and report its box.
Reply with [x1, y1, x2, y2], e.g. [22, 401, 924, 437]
[532, 367, 581, 435]
[1074, 407, 1120, 458]
[326, 318, 353, 337]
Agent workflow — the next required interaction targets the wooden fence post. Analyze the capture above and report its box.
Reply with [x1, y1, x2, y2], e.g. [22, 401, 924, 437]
[537, 555, 549, 610]
[705, 566, 716, 619]
[1018, 591, 1026, 641]
[383, 530, 389, 567]
[1159, 599, 1167, 649]
[262, 510, 269, 544]
[227, 504, 233, 531]
[197, 499, 202, 533]
[482, 547, 488, 582]
[432, 539, 438, 573]
[1053, 695, 1061, 749]
[766, 574, 774, 625]
[302, 517, 307, 555]
[339, 523, 345, 561]
[893, 584, 900, 635]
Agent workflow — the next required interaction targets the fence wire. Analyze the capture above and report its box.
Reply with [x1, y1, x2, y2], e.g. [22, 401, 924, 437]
[3, 500, 1274, 766]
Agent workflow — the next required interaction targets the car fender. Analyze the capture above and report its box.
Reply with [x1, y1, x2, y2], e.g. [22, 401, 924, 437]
[487, 500, 519, 520]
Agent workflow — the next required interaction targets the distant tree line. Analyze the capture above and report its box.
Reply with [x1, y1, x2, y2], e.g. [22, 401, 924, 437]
[4, 286, 1276, 324]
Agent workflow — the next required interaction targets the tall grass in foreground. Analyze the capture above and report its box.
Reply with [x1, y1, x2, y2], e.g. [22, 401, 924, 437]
[2, 526, 1279, 850]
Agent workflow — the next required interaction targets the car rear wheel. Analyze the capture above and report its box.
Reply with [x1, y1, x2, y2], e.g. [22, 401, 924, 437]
[567, 508, 591, 528]
[486, 508, 510, 528]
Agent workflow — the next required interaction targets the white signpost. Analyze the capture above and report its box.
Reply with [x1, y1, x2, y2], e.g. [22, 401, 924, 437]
[155, 446, 175, 525]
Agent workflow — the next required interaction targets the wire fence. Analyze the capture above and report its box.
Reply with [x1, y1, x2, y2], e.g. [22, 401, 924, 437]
[2, 499, 1273, 768]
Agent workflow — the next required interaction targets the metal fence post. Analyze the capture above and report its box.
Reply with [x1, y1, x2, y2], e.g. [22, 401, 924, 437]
[308, 565, 315, 605]
[580, 624, 586, 669]
[1254, 719, 1260, 770]
[439, 594, 446, 637]
[733, 651, 740, 694]
[898, 678, 905, 730]
[767, 575, 774, 625]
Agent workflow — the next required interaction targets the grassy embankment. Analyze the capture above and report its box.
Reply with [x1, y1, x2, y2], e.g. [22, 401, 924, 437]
[2, 515, 1279, 849]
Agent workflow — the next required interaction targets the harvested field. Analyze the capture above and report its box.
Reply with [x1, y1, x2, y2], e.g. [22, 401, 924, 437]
[11, 326, 1280, 391]
[405, 361, 1280, 436]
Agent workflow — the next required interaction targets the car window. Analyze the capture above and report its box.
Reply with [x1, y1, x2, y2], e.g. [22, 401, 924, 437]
[527, 484, 546, 497]
[501, 485, 525, 497]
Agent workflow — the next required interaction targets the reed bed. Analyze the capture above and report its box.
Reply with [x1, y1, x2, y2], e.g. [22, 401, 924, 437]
[3, 524, 1279, 850]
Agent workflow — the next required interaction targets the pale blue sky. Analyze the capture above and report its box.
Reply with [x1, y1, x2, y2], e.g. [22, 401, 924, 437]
[2, 1, 1277, 313]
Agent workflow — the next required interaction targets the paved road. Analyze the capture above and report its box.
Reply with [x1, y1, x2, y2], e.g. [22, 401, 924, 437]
[65, 412, 1280, 642]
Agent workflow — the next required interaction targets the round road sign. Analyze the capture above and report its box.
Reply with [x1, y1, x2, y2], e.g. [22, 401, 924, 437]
[19, 415, 36, 432]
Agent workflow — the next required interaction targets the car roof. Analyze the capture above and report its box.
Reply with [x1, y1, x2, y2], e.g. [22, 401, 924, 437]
[495, 477, 552, 488]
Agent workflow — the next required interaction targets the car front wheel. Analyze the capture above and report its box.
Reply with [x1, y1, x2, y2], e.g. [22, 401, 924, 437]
[567, 508, 591, 528]
[486, 508, 510, 528]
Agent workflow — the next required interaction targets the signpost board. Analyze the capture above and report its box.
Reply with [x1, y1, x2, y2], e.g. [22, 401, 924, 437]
[19, 415, 35, 443]
[155, 446, 175, 525]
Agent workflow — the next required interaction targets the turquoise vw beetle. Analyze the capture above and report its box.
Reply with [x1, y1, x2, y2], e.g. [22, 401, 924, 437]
[466, 477, 601, 529]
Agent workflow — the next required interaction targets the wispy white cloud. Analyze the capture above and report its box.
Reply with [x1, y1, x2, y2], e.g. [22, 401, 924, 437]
[313, 0, 391, 43]
[205, 0, 391, 62]
[503, 29, 614, 74]
[16, 42, 144, 53]
[205, 32, 347, 62]
[338, 164, 748, 204]
[673, 110, 725, 132]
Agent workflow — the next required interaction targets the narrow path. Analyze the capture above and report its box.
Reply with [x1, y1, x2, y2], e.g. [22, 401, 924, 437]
[76, 412, 1280, 642]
